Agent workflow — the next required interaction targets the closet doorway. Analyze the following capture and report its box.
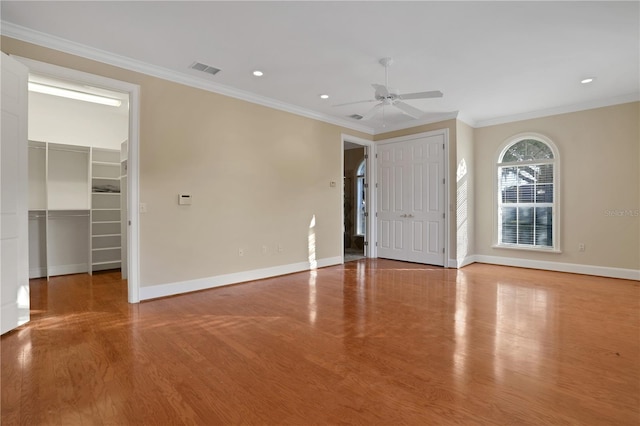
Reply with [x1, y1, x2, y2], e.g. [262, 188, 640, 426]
[17, 56, 140, 303]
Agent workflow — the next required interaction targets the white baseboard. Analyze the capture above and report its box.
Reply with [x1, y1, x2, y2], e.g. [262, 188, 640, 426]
[29, 267, 47, 279]
[456, 255, 477, 269]
[140, 256, 343, 301]
[471, 255, 640, 281]
[48, 264, 89, 277]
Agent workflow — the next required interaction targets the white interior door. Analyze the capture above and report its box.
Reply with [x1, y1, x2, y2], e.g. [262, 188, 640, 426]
[1, 53, 30, 334]
[377, 133, 445, 266]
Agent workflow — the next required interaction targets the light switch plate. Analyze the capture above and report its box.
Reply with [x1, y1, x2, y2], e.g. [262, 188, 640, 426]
[178, 194, 192, 205]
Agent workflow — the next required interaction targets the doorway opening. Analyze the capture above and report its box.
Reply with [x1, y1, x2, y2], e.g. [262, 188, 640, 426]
[16, 56, 140, 303]
[342, 135, 375, 263]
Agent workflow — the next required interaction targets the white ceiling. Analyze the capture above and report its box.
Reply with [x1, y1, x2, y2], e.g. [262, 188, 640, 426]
[2, 1, 638, 133]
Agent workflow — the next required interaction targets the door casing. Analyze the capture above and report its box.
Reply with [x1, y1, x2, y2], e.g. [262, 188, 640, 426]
[13, 55, 142, 303]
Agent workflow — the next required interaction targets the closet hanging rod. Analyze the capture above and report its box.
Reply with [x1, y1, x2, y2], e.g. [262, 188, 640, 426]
[48, 214, 90, 218]
[29, 215, 46, 219]
[28, 145, 47, 150]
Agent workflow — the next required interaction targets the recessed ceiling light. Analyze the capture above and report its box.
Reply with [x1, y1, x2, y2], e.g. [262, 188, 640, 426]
[320, 94, 329, 99]
[252, 70, 264, 77]
[581, 77, 595, 84]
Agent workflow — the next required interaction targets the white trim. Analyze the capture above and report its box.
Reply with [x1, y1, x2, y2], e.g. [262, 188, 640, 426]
[139, 256, 342, 301]
[456, 255, 476, 268]
[473, 255, 640, 281]
[13, 56, 142, 303]
[475, 93, 640, 128]
[29, 267, 46, 279]
[494, 133, 560, 252]
[1, 21, 373, 136]
[447, 258, 458, 268]
[3, 21, 638, 134]
[48, 264, 88, 277]
[341, 134, 376, 259]
[375, 129, 450, 267]
[371, 111, 459, 135]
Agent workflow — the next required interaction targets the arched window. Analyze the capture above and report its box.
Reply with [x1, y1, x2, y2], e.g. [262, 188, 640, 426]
[356, 159, 366, 236]
[497, 135, 559, 251]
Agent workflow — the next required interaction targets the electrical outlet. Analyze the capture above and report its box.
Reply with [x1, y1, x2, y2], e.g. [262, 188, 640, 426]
[262, 245, 268, 255]
[278, 244, 284, 253]
[238, 248, 244, 256]
[578, 243, 585, 252]
[139, 202, 147, 213]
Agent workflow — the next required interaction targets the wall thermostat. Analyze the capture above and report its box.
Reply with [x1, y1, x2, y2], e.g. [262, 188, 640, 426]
[178, 194, 192, 205]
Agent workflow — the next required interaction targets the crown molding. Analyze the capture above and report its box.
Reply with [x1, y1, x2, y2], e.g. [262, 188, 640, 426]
[474, 93, 640, 128]
[371, 111, 460, 135]
[5, 21, 636, 135]
[1, 21, 374, 135]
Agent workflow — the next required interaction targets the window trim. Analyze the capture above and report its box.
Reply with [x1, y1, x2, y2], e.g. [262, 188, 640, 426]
[493, 133, 561, 253]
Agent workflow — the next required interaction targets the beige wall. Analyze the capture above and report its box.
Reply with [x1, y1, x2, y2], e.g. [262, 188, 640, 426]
[474, 102, 640, 270]
[4, 35, 636, 286]
[2, 37, 372, 287]
[455, 120, 475, 266]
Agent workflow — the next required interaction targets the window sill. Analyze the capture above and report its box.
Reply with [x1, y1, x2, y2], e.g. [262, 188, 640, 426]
[492, 244, 562, 254]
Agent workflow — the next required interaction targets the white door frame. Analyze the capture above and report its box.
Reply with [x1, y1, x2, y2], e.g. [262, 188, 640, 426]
[13, 56, 141, 303]
[375, 129, 451, 266]
[341, 134, 376, 260]
[1, 53, 30, 334]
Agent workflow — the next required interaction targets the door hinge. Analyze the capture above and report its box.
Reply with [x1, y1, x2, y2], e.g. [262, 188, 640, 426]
[375, 153, 378, 158]
[376, 242, 378, 246]
[375, 183, 378, 188]
[364, 154, 368, 159]
[376, 212, 378, 217]
[364, 241, 368, 246]
[364, 212, 368, 217]
[443, 143, 445, 149]
[364, 183, 368, 188]
[442, 213, 445, 219]
[443, 178, 445, 184]
[443, 248, 445, 253]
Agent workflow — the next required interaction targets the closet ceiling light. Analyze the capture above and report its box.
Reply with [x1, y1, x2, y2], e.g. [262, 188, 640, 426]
[28, 82, 122, 107]
[320, 94, 329, 99]
[581, 77, 595, 84]
[252, 70, 264, 77]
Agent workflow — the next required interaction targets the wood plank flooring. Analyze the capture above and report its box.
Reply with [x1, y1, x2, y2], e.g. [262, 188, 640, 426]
[2, 259, 639, 425]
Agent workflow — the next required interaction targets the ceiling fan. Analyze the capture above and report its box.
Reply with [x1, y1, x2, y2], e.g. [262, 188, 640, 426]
[335, 57, 443, 121]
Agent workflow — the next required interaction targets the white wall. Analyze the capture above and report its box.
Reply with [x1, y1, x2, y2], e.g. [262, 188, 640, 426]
[28, 91, 128, 150]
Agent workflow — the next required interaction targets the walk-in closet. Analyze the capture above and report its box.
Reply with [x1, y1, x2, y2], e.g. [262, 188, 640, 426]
[27, 74, 129, 279]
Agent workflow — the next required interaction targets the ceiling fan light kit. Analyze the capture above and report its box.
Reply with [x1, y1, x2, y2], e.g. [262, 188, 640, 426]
[338, 57, 444, 122]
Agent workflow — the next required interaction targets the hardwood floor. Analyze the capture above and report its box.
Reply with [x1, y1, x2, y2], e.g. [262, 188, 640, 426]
[2, 259, 639, 425]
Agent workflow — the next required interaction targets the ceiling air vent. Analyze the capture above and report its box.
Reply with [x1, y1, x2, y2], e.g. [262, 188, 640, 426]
[349, 114, 364, 120]
[190, 62, 221, 76]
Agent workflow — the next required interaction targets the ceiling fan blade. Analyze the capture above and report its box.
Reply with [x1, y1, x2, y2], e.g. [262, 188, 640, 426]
[398, 90, 443, 100]
[393, 101, 425, 119]
[361, 103, 383, 121]
[332, 99, 377, 107]
[372, 84, 390, 98]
